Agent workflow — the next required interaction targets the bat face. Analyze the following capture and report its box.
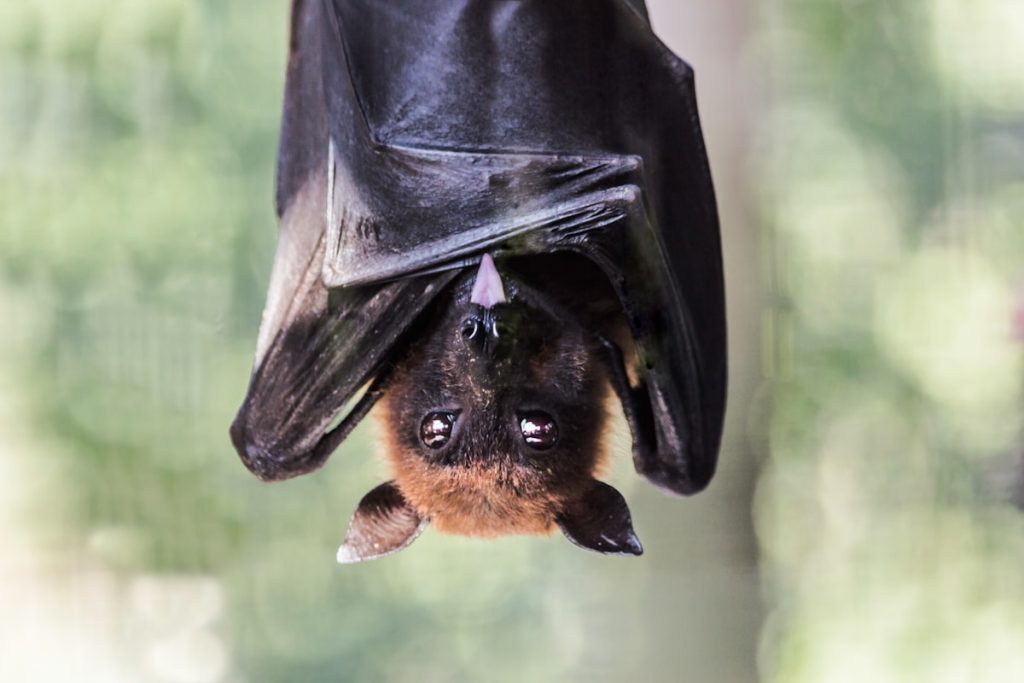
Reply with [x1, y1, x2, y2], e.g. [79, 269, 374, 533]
[384, 255, 608, 536]
[337, 256, 643, 562]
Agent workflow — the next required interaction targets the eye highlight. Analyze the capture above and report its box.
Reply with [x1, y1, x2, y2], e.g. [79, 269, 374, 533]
[420, 412, 457, 449]
[519, 411, 558, 450]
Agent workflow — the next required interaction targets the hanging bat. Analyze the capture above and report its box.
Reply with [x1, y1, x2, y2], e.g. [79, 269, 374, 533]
[230, 0, 726, 562]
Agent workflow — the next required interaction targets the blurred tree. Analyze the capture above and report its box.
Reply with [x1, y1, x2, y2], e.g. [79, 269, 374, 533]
[759, 0, 1024, 681]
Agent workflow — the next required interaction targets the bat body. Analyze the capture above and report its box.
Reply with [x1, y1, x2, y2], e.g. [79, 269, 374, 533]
[231, 0, 727, 561]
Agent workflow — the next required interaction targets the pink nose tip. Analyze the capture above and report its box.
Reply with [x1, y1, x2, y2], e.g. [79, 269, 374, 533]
[470, 253, 507, 309]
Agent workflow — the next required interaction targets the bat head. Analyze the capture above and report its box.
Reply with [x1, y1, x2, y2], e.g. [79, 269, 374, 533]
[337, 255, 643, 562]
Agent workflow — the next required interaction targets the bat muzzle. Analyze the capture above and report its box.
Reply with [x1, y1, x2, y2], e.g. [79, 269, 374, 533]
[461, 306, 514, 361]
[461, 253, 518, 361]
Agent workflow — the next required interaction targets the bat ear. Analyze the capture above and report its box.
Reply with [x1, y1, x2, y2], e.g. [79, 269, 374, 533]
[556, 480, 643, 556]
[337, 481, 428, 564]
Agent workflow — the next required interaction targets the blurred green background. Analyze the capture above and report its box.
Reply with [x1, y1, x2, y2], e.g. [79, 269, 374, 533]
[1, 1, 1022, 681]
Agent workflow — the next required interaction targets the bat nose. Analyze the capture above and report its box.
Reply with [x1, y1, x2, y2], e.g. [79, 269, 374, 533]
[461, 312, 503, 359]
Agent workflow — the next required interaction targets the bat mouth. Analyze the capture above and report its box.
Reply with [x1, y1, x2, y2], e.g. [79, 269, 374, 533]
[469, 253, 507, 309]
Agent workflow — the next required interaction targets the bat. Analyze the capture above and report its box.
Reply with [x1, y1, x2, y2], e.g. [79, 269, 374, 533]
[230, 0, 727, 562]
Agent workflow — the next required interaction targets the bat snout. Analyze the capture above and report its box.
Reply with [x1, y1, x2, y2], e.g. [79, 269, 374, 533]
[459, 305, 524, 364]
[460, 311, 499, 359]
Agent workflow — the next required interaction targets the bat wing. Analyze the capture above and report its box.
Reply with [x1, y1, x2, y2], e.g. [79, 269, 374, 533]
[233, 0, 726, 493]
[230, 0, 457, 481]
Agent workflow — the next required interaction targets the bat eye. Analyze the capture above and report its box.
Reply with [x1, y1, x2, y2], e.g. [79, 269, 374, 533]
[420, 412, 457, 449]
[519, 411, 558, 450]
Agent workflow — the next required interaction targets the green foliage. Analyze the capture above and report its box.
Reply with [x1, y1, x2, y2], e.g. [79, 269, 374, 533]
[759, 0, 1024, 680]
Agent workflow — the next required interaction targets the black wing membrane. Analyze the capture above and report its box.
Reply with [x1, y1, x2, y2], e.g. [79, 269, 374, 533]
[233, 0, 726, 494]
[230, 0, 456, 481]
